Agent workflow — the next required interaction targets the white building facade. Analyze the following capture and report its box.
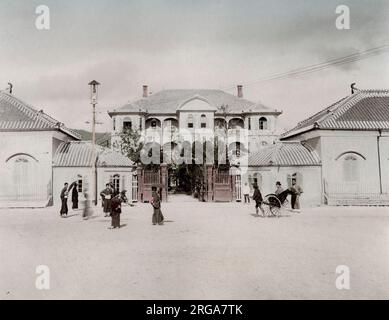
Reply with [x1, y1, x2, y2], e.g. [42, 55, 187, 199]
[281, 89, 389, 205]
[0, 91, 80, 207]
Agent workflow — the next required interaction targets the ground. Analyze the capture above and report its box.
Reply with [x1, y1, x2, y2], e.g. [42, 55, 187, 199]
[1, 195, 389, 300]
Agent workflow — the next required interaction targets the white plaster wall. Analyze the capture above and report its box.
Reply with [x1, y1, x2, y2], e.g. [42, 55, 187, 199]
[246, 166, 322, 207]
[378, 134, 389, 194]
[97, 167, 136, 202]
[53, 167, 92, 206]
[0, 131, 72, 204]
[320, 131, 381, 194]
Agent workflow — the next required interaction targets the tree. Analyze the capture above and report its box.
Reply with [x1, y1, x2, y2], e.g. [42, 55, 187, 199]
[115, 128, 144, 165]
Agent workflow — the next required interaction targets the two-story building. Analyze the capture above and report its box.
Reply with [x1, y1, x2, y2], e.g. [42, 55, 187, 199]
[108, 85, 283, 202]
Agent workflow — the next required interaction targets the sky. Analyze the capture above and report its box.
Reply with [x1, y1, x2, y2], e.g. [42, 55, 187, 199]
[0, 0, 389, 132]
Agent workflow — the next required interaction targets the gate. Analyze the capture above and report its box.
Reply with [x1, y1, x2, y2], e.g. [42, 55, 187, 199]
[213, 169, 233, 202]
[235, 175, 242, 202]
[131, 174, 138, 202]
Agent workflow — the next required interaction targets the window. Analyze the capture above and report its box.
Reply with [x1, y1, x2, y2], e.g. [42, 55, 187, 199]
[234, 142, 241, 157]
[287, 172, 303, 188]
[259, 117, 268, 130]
[249, 173, 262, 189]
[201, 114, 206, 128]
[123, 121, 132, 131]
[215, 118, 226, 129]
[113, 118, 116, 131]
[188, 114, 194, 128]
[111, 174, 120, 192]
[248, 117, 251, 130]
[139, 117, 143, 130]
[77, 175, 83, 193]
[151, 120, 157, 128]
[343, 155, 359, 182]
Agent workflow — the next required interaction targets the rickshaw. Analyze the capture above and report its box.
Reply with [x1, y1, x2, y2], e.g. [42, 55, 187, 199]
[262, 189, 294, 217]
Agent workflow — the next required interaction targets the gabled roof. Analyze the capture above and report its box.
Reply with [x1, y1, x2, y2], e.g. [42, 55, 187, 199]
[248, 142, 321, 166]
[53, 141, 134, 167]
[109, 89, 281, 115]
[0, 91, 80, 139]
[281, 89, 389, 139]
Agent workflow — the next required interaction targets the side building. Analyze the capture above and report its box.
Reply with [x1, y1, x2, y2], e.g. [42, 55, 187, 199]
[0, 90, 80, 207]
[52, 141, 136, 206]
[281, 87, 389, 205]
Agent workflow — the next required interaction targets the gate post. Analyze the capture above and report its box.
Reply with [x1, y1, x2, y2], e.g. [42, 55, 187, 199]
[137, 166, 143, 202]
[206, 164, 214, 202]
[160, 164, 168, 202]
[231, 174, 236, 201]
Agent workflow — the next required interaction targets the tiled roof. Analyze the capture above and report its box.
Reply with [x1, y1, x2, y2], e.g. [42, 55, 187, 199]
[53, 141, 134, 167]
[97, 149, 134, 167]
[248, 142, 321, 166]
[109, 89, 281, 115]
[282, 89, 389, 138]
[0, 91, 80, 139]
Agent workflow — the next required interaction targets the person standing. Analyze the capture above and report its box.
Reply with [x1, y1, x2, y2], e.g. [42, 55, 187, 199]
[242, 182, 251, 204]
[71, 182, 79, 210]
[151, 186, 164, 225]
[275, 181, 284, 195]
[290, 178, 303, 212]
[110, 192, 122, 229]
[100, 183, 113, 217]
[252, 184, 265, 217]
[60, 182, 69, 217]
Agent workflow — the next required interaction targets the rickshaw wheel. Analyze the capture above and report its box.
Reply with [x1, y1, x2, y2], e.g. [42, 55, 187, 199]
[264, 194, 282, 217]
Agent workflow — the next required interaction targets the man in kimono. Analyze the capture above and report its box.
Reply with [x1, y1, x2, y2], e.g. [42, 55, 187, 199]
[151, 186, 164, 225]
[110, 192, 122, 229]
[60, 182, 69, 217]
[275, 181, 284, 195]
[290, 178, 303, 212]
[252, 184, 265, 217]
[100, 183, 113, 217]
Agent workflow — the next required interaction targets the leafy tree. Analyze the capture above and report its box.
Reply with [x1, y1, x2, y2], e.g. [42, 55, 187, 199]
[115, 128, 144, 165]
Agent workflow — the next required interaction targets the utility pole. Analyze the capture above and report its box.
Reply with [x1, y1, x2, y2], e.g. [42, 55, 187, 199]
[89, 80, 100, 207]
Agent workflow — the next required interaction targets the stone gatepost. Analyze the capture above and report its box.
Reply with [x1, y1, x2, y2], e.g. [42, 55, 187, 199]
[137, 166, 143, 202]
[160, 164, 168, 202]
[206, 164, 214, 202]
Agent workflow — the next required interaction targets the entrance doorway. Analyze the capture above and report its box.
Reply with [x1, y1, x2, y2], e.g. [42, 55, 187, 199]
[168, 164, 205, 199]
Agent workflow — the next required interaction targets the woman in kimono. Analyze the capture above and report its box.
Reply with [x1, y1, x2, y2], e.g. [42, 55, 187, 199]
[110, 193, 122, 229]
[71, 182, 79, 210]
[60, 182, 69, 217]
[151, 186, 164, 225]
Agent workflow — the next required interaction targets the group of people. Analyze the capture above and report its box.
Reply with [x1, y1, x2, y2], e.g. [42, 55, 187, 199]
[60, 180, 163, 228]
[59, 181, 124, 229]
[59, 178, 302, 226]
[242, 178, 303, 217]
[100, 183, 125, 229]
[59, 181, 79, 217]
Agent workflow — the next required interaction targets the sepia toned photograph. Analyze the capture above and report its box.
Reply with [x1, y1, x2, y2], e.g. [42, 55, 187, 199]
[0, 0, 389, 305]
